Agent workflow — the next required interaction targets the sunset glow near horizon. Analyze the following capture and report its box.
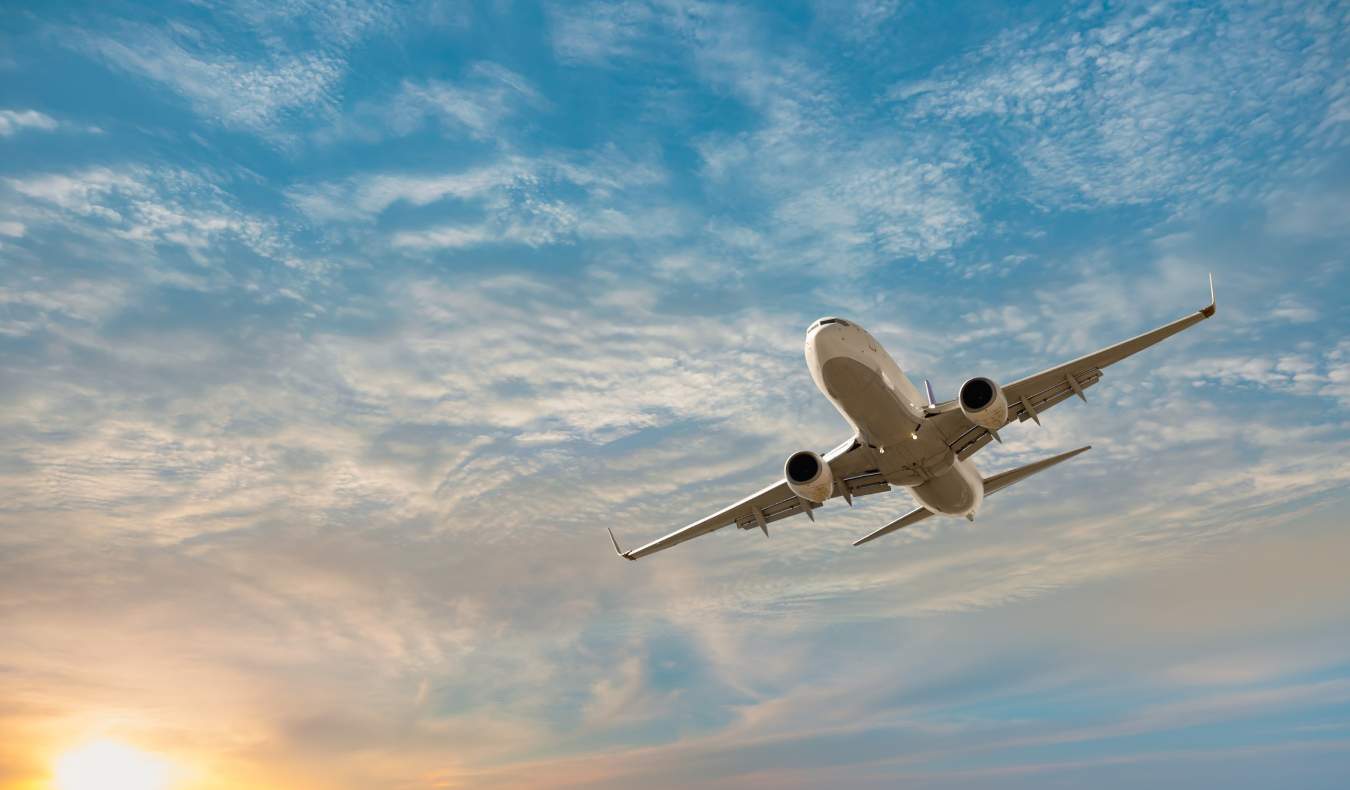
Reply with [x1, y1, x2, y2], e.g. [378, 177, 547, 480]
[2, 1, 1349, 788]
[53, 741, 169, 790]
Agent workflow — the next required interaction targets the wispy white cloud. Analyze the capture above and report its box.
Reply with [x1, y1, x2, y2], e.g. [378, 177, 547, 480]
[0, 109, 58, 136]
[896, 1, 1349, 209]
[290, 147, 672, 249]
[676, 4, 983, 269]
[1158, 350, 1345, 402]
[5, 165, 287, 265]
[547, 0, 657, 66]
[3, 239, 1348, 786]
[1321, 340, 1350, 407]
[82, 29, 346, 133]
[389, 204, 681, 249]
[1265, 182, 1350, 240]
[390, 63, 544, 138]
[290, 160, 533, 221]
[311, 60, 547, 146]
[70, 1, 399, 138]
[5, 1, 1350, 787]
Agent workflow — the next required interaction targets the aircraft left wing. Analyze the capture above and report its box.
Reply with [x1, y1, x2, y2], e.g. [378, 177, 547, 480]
[609, 438, 887, 560]
[934, 275, 1217, 459]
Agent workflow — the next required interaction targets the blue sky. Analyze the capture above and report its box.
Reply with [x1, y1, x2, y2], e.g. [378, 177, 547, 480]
[1, 0, 1348, 787]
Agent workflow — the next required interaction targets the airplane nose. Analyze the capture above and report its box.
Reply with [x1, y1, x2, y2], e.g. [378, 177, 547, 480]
[807, 321, 849, 360]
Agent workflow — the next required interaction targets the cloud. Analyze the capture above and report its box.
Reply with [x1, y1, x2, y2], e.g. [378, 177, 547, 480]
[0, 260, 839, 785]
[388, 65, 543, 139]
[290, 160, 533, 221]
[0, 109, 58, 136]
[544, 2, 992, 271]
[7, 167, 140, 217]
[674, 3, 984, 269]
[1322, 340, 1350, 407]
[1267, 295, 1320, 324]
[4, 166, 288, 266]
[894, 1, 1349, 209]
[311, 60, 547, 146]
[289, 147, 672, 249]
[69, 1, 399, 138]
[1159, 349, 1345, 402]
[5, 216, 1349, 787]
[391, 223, 495, 249]
[548, 0, 657, 65]
[82, 30, 346, 132]
[1265, 182, 1350, 239]
[5, 2, 1350, 787]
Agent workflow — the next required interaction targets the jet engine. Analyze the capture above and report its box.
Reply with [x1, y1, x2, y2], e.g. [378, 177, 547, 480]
[958, 376, 1009, 430]
[784, 450, 833, 504]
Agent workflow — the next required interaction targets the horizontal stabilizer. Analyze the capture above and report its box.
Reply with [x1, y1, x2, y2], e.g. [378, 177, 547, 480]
[853, 506, 936, 546]
[982, 445, 1091, 497]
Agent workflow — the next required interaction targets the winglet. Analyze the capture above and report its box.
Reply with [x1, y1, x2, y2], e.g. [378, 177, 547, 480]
[1200, 272, 1217, 318]
[607, 528, 635, 561]
[924, 379, 936, 408]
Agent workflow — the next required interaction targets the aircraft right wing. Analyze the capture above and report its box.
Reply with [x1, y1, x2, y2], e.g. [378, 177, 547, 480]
[609, 437, 890, 560]
[934, 275, 1217, 460]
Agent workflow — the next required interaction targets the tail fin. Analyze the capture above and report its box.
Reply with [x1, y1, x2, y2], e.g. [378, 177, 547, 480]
[982, 445, 1091, 497]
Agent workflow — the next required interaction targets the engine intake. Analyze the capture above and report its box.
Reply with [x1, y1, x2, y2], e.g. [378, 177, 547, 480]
[959, 376, 1008, 430]
[784, 450, 833, 504]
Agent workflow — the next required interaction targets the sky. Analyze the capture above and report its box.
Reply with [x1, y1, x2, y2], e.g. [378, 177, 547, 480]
[1, 0, 1348, 787]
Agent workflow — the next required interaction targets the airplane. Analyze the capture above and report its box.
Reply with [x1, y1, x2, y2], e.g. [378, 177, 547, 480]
[608, 275, 1217, 560]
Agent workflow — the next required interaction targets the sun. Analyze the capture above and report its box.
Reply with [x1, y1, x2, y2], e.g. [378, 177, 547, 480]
[53, 740, 170, 790]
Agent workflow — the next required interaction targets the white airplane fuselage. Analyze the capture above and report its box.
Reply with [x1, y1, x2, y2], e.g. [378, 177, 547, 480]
[805, 318, 983, 518]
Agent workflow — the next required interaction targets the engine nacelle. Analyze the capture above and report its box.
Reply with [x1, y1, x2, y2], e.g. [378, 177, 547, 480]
[784, 450, 833, 504]
[958, 376, 1008, 430]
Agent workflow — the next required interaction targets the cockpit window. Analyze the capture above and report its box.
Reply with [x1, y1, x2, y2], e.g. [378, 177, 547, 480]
[818, 318, 850, 327]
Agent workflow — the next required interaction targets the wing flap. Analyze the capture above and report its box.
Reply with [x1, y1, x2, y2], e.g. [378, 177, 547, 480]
[744, 492, 815, 528]
[844, 476, 891, 497]
[1009, 367, 1103, 422]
